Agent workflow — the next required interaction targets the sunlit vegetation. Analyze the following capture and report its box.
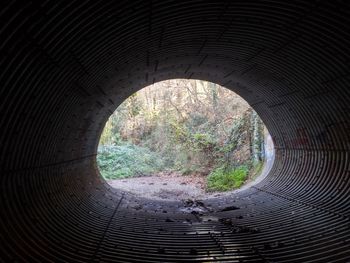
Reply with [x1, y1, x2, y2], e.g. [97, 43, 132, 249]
[207, 165, 249, 191]
[97, 79, 267, 191]
[97, 144, 165, 179]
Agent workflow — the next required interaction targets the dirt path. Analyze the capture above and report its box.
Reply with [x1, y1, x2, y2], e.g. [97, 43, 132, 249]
[107, 171, 222, 200]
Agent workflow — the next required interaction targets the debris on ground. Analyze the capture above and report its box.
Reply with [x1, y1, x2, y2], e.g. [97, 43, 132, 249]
[219, 218, 260, 233]
[219, 205, 240, 212]
[179, 199, 213, 215]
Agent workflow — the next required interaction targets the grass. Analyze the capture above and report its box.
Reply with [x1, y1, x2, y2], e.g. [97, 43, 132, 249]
[97, 143, 165, 179]
[206, 165, 249, 192]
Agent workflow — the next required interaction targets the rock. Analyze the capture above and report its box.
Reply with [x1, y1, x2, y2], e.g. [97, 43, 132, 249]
[195, 200, 205, 206]
[219, 205, 240, 212]
[184, 199, 194, 207]
[133, 205, 143, 210]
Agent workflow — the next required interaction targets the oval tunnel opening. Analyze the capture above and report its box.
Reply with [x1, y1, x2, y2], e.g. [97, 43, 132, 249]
[97, 79, 274, 201]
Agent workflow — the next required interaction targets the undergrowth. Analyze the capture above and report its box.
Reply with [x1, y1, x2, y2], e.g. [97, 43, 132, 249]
[206, 165, 249, 192]
[97, 144, 165, 179]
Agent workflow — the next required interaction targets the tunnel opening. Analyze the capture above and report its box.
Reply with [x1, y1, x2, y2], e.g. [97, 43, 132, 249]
[97, 79, 274, 200]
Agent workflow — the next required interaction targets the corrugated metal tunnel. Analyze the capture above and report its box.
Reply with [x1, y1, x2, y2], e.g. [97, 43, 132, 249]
[0, 1, 349, 262]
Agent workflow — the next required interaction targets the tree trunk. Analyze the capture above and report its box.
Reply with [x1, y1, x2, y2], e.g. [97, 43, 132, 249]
[251, 110, 263, 162]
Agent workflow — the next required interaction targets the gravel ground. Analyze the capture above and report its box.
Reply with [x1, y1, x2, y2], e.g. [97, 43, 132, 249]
[107, 171, 222, 200]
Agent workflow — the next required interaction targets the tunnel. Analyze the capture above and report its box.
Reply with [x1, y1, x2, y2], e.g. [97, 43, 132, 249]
[0, 1, 349, 262]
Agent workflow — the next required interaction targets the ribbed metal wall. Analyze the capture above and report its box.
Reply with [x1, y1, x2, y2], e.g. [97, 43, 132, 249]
[0, 1, 349, 262]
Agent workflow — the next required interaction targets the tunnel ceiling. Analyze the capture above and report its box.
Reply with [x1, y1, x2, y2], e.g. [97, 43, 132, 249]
[0, 0, 349, 262]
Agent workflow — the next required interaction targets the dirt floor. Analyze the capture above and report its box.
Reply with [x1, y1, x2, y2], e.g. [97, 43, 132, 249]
[107, 171, 224, 200]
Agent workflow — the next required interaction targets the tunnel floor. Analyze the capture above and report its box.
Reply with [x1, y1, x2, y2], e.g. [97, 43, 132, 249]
[81, 180, 350, 262]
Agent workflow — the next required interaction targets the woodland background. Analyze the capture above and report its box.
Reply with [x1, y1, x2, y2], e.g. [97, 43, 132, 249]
[98, 79, 266, 191]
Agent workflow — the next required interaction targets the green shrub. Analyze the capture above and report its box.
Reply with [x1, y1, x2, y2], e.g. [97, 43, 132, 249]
[97, 143, 165, 179]
[207, 165, 248, 192]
